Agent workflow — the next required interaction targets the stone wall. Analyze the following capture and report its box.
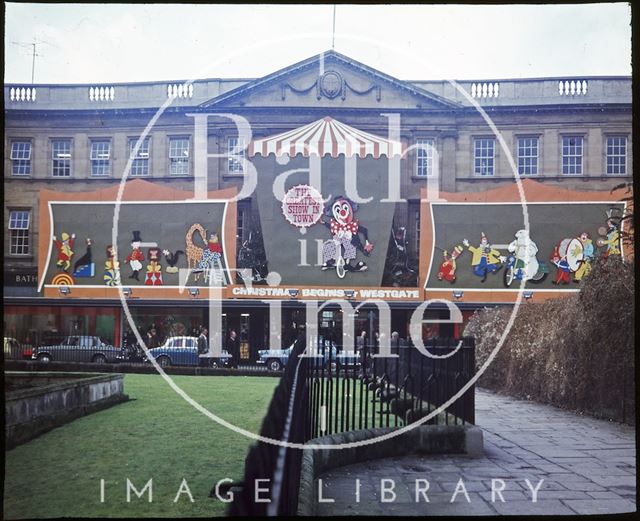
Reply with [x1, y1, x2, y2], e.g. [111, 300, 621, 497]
[5, 371, 128, 448]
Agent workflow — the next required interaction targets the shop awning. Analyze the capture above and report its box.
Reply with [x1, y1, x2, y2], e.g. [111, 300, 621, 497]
[248, 117, 402, 159]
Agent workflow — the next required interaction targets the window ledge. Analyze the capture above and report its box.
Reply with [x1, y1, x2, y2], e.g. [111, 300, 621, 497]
[456, 175, 632, 182]
[5, 255, 35, 261]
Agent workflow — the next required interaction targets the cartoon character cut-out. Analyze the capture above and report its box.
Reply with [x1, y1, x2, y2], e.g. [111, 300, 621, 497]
[596, 208, 622, 258]
[163, 249, 184, 274]
[507, 229, 540, 280]
[191, 230, 225, 285]
[124, 230, 145, 281]
[53, 232, 76, 272]
[185, 223, 208, 282]
[551, 242, 571, 285]
[195, 231, 223, 270]
[462, 232, 504, 282]
[73, 238, 95, 278]
[573, 232, 594, 282]
[437, 245, 463, 283]
[145, 247, 163, 286]
[104, 245, 121, 286]
[320, 196, 374, 277]
[502, 230, 548, 287]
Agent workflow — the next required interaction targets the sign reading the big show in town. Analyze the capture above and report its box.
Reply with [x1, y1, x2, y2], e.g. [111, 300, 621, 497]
[281, 184, 323, 233]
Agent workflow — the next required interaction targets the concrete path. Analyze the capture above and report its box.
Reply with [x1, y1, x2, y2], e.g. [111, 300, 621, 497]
[316, 388, 636, 516]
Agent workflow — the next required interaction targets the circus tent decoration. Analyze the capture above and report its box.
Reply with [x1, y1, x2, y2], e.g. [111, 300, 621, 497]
[248, 116, 403, 159]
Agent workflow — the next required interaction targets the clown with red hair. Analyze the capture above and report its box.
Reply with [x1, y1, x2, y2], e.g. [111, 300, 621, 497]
[320, 196, 374, 273]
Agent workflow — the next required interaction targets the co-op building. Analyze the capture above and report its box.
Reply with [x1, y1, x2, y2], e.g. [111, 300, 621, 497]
[4, 50, 632, 360]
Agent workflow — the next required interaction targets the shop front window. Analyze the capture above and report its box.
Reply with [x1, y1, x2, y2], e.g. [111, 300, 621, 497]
[4, 306, 120, 348]
[126, 307, 206, 347]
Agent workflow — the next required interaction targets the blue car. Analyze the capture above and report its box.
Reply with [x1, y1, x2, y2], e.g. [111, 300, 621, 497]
[145, 336, 231, 368]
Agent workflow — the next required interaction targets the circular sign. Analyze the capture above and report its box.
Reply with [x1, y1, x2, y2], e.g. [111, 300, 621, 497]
[281, 184, 324, 234]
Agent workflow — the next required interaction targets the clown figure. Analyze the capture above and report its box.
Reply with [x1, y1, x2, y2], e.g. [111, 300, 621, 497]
[597, 209, 622, 258]
[196, 231, 223, 271]
[437, 245, 463, 283]
[463, 233, 504, 282]
[53, 232, 76, 272]
[574, 232, 594, 282]
[320, 196, 374, 273]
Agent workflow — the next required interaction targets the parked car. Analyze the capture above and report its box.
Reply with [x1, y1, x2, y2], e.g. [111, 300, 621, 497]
[32, 335, 121, 363]
[144, 336, 232, 368]
[257, 342, 359, 371]
[3, 337, 32, 360]
[335, 349, 361, 367]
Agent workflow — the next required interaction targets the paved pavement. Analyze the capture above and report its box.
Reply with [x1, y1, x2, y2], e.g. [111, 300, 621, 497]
[316, 389, 636, 516]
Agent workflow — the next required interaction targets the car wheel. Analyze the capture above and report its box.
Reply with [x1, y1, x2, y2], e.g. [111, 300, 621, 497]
[157, 356, 171, 367]
[208, 359, 219, 368]
[268, 359, 282, 372]
[37, 353, 51, 363]
[92, 354, 107, 364]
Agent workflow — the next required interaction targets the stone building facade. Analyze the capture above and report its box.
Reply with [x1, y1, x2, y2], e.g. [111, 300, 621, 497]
[3, 51, 632, 351]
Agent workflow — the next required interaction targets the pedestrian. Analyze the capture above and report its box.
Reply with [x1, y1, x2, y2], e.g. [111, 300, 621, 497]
[364, 331, 379, 379]
[146, 328, 158, 349]
[228, 330, 240, 368]
[198, 328, 208, 355]
[356, 330, 367, 378]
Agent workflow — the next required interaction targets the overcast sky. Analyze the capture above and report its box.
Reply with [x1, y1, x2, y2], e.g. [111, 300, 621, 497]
[4, 3, 632, 85]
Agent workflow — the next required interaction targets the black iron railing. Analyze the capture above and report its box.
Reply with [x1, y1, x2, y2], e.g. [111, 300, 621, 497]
[306, 337, 475, 440]
[224, 336, 310, 516]
[227, 336, 475, 516]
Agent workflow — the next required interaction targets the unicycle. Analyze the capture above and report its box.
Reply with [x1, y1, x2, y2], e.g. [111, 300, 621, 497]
[334, 241, 346, 279]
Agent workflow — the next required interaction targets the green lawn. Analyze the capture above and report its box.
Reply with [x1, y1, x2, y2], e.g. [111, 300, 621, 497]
[4, 374, 279, 519]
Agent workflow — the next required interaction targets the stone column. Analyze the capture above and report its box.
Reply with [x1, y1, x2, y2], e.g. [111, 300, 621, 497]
[440, 130, 458, 193]
[542, 129, 558, 176]
[587, 128, 603, 177]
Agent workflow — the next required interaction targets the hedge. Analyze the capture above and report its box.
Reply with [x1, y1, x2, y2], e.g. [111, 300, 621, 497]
[465, 256, 635, 424]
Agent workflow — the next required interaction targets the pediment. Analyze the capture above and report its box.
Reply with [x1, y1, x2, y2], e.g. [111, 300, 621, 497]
[200, 50, 459, 111]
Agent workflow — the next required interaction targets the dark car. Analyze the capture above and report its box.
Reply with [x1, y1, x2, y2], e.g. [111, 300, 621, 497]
[32, 335, 121, 364]
[145, 336, 232, 368]
[256, 342, 358, 371]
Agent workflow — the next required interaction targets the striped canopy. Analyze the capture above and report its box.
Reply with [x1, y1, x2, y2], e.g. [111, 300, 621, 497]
[248, 117, 402, 159]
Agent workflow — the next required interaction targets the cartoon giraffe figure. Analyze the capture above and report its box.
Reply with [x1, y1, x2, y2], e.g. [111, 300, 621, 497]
[185, 223, 207, 280]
